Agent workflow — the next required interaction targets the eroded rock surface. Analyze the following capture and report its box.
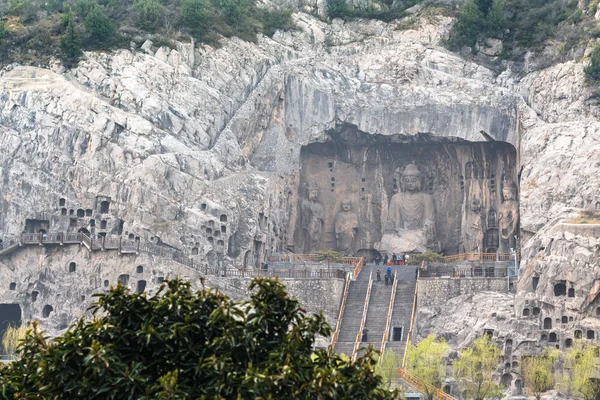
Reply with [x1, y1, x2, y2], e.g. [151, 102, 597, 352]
[0, 12, 599, 380]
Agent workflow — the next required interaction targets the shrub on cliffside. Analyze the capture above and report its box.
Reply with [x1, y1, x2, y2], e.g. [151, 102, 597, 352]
[0, 278, 399, 399]
[585, 45, 600, 81]
[0, 22, 7, 41]
[84, 5, 115, 48]
[60, 12, 83, 62]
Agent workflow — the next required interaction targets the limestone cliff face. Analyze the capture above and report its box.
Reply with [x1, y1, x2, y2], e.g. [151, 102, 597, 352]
[0, 12, 599, 352]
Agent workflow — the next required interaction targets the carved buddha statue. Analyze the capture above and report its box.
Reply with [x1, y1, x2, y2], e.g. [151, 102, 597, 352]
[498, 181, 519, 253]
[379, 163, 436, 253]
[335, 199, 358, 256]
[301, 181, 324, 253]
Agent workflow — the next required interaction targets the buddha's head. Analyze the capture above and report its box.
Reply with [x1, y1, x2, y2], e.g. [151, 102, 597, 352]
[399, 163, 422, 193]
[471, 198, 481, 212]
[306, 182, 319, 201]
[502, 181, 517, 201]
[341, 199, 351, 211]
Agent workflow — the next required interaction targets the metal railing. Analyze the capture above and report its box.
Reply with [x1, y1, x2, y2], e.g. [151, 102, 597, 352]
[442, 252, 517, 263]
[268, 253, 363, 267]
[352, 257, 364, 280]
[7, 232, 356, 281]
[330, 273, 352, 350]
[420, 264, 509, 278]
[380, 270, 398, 355]
[219, 268, 346, 279]
[352, 270, 373, 362]
[402, 263, 421, 369]
[397, 368, 456, 400]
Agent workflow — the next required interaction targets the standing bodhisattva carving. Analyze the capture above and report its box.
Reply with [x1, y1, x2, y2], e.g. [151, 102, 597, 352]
[461, 198, 484, 253]
[301, 182, 324, 253]
[499, 181, 519, 253]
[379, 163, 436, 253]
[335, 199, 358, 256]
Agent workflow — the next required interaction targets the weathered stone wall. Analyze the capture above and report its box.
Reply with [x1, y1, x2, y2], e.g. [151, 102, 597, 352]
[207, 275, 345, 326]
[418, 277, 511, 307]
[0, 244, 344, 339]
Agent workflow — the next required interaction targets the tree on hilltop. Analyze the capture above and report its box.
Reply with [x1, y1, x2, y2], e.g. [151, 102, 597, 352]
[0, 278, 399, 399]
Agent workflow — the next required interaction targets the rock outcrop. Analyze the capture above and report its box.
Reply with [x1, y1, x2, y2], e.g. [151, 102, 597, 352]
[1, 10, 599, 383]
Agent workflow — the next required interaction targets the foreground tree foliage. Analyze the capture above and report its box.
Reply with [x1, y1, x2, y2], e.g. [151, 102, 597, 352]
[0, 278, 399, 399]
[557, 341, 600, 400]
[521, 349, 558, 400]
[406, 334, 449, 400]
[375, 348, 400, 387]
[453, 335, 503, 400]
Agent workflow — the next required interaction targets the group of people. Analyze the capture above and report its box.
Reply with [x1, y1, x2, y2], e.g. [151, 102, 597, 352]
[376, 267, 394, 285]
[374, 253, 409, 266]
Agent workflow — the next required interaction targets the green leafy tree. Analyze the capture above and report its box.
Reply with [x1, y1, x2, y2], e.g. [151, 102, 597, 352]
[0, 22, 8, 41]
[327, 0, 348, 20]
[1, 324, 28, 360]
[258, 9, 293, 37]
[134, 0, 165, 32]
[218, 0, 250, 25]
[0, 278, 399, 398]
[6, 0, 26, 16]
[453, 335, 504, 400]
[585, 45, 600, 81]
[180, 0, 212, 37]
[317, 249, 343, 270]
[558, 341, 600, 400]
[485, 0, 505, 37]
[73, 0, 94, 17]
[449, 0, 486, 49]
[84, 4, 115, 47]
[406, 251, 444, 265]
[406, 334, 449, 400]
[60, 12, 83, 60]
[522, 349, 558, 400]
[375, 348, 400, 387]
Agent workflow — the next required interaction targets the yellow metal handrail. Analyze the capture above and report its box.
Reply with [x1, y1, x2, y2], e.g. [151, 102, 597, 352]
[268, 253, 363, 266]
[443, 252, 517, 263]
[397, 368, 456, 400]
[402, 262, 421, 369]
[380, 270, 398, 355]
[352, 257, 364, 280]
[352, 270, 372, 362]
[330, 272, 351, 350]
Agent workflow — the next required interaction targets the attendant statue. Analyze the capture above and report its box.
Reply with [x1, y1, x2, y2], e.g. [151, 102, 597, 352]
[379, 164, 436, 253]
[461, 198, 484, 253]
[498, 181, 519, 253]
[335, 199, 358, 256]
[301, 182, 324, 253]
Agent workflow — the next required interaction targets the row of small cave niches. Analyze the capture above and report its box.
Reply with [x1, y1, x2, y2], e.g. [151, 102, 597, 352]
[8, 265, 162, 319]
[189, 214, 229, 254]
[58, 197, 110, 216]
[540, 330, 597, 348]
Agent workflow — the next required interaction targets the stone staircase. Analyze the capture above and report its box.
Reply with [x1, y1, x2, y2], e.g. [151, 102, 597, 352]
[362, 280, 393, 348]
[334, 279, 369, 357]
[333, 264, 419, 360]
[384, 266, 418, 358]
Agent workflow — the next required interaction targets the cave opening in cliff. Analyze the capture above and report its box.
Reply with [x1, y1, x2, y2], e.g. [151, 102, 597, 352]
[42, 305, 53, 318]
[296, 125, 519, 256]
[0, 304, 21, 341]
